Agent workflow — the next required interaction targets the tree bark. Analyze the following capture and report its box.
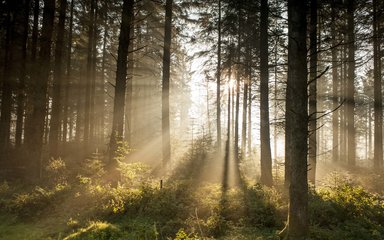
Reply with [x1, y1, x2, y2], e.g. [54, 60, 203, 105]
[49, 0, 67, 157]
[308, 0, 317, 184]
[281, 0, 308, 238]
[62, 0, 75, 143]
[0, 0, 20, 155]
[259, 0, 273, 186]
[162, 0, 173, 166]
[331, 0, 339, 163]
[15, 0, 30, 148]
[373, 0, 382, 170]
[24, 0, 56, 179]
[216, 0, 222, 153]
[84, 0, 95, 151]
[109, 0, 134, 163]
[346, 0, 356, 166]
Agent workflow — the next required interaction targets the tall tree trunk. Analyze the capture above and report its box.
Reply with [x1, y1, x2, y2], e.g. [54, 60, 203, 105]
[90, 1, 98, 143]
[331, 0, 339, 163]
[216, 0, 222, 153]
[281, 0, 308, 238]
[162, 0, 173, 166]
[340, 35, 347, 162]
[373, 0, 382, 170]
[259, 0, 273, 186]
[62, 0, 74, 143]
[49, 0, 67, 157]
[346, 0, 356, 166]
[241, 79, 248, 152]
[308, 0, 317, 184]
[247, 80, 252, 156]
[24, 0, 55, 178]
[109, 0, 134, 163]
[0, 1, 16, 156]
[84, 0, 95, 151]
[224, 62, 232, 190]
[99, 8, 108, 146]
[125, 21, 134, 144]
[15, 0, 31, 148]
[234, 29, 241, 181]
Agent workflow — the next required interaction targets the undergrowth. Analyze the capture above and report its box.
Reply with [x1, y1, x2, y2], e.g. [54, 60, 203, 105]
[0, 141, 383, 239]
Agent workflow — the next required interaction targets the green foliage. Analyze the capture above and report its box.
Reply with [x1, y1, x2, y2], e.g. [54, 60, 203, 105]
[117, 162, 152, 187]
[80, 159, 106, 178]
[45, 158, 68, 185]
[173, 228, 199, 240]
[244, 184, 282, 228]
[6, 184, 69, 218]
[309, 176, 384, 239]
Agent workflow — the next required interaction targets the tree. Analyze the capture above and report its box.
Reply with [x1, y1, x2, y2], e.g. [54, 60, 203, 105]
[373, 0, 382, 170]
[84, 0, 96, 151]
[162, 0, 173, 166]
[109, 0, 134, 163]
[331, 0, 339, 163]
[281, 0, 309, 238]
[24, 0, 56, 178]
[0, 0, 30, 156]
[259, 0, 273, 186]
[216, 0, 222, 153]
[62, 0, 75, 143]
[346, 0, 356, 166]
[308, 0, 318, 184]
[49, 0, 67, 157]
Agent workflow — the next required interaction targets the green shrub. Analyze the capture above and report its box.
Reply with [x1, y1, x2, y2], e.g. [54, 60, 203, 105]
[7, 184, 69, 218]
[45, 158, 68, 185]
[244, 184, 281, 228]
[309, 179, 384, 239]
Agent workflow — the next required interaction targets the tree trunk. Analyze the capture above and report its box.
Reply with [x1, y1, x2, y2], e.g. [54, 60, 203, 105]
[162, 0, 173, 166]
[109, 0, 134, 163]
[346, 0, 356, 166]
[24, 0, 55, 179]
[247, 79, 252, 156]
[308, 0, 317, 184]
[373, 0, 383, 170]
[62, 0, 74, 143]
[331, 0, 339, 163]
[0, 1, 17, 156]
[216, 0, 222, 153]
[90, 1, 98, 143]
[49, 0, 67, 157]
[84, 0, 95, 151]
[125, 20, 134, 144]
[15, 0, 30, 148]
[281, 0, 308, 238]
[234, 29, 241, 182]
[259, 0, 273, 186]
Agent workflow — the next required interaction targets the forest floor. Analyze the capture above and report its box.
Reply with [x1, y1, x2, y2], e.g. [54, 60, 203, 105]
[0, 139, 384, 239]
